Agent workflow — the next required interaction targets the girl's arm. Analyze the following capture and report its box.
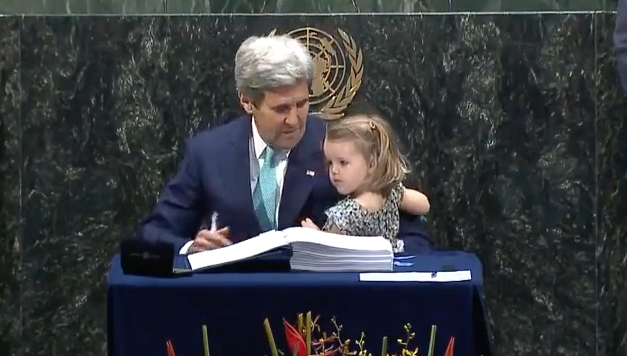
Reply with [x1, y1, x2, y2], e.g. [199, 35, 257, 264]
[301, 218, 345, 234]
[400, 188, 430, 215]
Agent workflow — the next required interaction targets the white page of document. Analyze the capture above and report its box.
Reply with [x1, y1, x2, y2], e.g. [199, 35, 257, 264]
[186, 230, 287, 270]
[359, 270, 472, 282]
[283, 227, 393, 252]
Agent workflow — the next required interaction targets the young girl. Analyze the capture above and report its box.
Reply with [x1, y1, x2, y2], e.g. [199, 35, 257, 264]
[301, 113, 430, 253]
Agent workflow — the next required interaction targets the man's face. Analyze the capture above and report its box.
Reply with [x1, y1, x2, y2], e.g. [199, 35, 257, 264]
[240, 80, 310, 149]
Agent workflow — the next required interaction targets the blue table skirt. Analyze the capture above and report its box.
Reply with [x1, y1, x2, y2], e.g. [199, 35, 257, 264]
[107, 252, 492, 356]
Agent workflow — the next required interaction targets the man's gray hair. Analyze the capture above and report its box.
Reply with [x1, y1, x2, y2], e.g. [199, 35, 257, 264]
[234, 35, 314, 102]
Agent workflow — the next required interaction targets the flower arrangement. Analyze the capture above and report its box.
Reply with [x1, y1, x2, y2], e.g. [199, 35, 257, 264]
[166, 311, 455, 356]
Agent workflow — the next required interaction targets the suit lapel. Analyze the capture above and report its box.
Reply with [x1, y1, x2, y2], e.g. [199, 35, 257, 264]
[278, 122, 323, 229]
[219, 116, 261, 232]
[219, 116, 324, 232]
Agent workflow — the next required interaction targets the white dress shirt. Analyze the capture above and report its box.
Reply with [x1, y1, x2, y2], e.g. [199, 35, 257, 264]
[179, 119, 290, 254]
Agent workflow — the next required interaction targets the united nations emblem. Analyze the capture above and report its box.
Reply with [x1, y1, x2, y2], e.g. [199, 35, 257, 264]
[270, 27, 364, 120]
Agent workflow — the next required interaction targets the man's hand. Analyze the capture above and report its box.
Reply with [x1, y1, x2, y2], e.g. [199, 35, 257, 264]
[300, 218, 320, 230]
[188, 227, 231, 253]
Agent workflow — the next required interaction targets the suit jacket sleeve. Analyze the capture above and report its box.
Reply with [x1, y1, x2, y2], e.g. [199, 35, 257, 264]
[615, 0, 627, 95]
[398, 213, 432, 254]
[140, 139, 205, 250]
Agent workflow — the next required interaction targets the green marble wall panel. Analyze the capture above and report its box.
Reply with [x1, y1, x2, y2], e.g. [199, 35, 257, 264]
[0, 0, 165, 14]
[0, 16, 22, 356]
[0, 11, 626, 356]
[0, 0, 617, 14]
[451, 0, 612, 10]
[165, 0, 450, 13]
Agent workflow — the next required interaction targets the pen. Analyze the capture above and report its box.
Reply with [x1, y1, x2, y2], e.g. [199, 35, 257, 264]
[210, 211, 218, 232]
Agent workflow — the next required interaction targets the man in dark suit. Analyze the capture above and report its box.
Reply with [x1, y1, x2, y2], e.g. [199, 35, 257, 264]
[616, 0, 627, 93]
[140, 34, 431, 254]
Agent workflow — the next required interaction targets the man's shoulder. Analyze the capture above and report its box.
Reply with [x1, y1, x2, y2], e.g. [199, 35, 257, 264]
[186, 114, 325, 150]
[305, 114, 328, 136]
[307, 114, 327, 128]
[187, 116, 248, 150]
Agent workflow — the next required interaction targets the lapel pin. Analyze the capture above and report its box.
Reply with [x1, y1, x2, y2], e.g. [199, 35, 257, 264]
[306, 170, 315, 177]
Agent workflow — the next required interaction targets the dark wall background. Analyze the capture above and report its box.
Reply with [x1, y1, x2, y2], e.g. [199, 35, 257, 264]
[0, 0, 620, 14]
[0, 13, 626, 356]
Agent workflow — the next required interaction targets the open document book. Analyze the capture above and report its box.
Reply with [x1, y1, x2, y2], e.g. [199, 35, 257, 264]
[181, 227, 394, 272]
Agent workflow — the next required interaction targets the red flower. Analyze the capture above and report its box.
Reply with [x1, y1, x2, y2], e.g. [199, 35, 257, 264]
[443, 337, 454, 356]
[166, 340, 176, 356]
[283, 319, 336, 356]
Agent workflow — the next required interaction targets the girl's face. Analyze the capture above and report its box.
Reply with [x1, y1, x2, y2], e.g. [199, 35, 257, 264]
[323, 138, 372, 196]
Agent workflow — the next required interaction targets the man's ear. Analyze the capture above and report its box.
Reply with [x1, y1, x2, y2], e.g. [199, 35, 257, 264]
[238, 92, 254, 114]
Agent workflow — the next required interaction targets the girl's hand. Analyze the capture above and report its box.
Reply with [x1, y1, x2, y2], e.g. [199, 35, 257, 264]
[300, 218, 320, 230]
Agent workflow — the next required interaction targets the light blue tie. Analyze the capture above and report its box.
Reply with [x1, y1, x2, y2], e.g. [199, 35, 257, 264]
[253, 147, 279, 231]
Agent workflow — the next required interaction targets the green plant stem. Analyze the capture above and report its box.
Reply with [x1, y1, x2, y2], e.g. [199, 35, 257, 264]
[264, 319, 279, 356]
[306, 312, 312, 355]
[380, 336, 388, 356]
[202, 325, 210, 356]
[297, 314, 304, 336]
[427, 325, 437, 356]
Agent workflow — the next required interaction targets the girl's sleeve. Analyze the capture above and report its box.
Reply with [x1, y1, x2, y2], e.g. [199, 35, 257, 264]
[389, 183, 405, 208]
[322, 202, 351, 233]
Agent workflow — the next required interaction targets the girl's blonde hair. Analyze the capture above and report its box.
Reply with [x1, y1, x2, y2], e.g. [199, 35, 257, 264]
[325, 114, 409, 194]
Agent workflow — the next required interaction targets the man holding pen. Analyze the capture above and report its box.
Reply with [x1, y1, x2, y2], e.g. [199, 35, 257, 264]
[140, 34, 431, 255]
